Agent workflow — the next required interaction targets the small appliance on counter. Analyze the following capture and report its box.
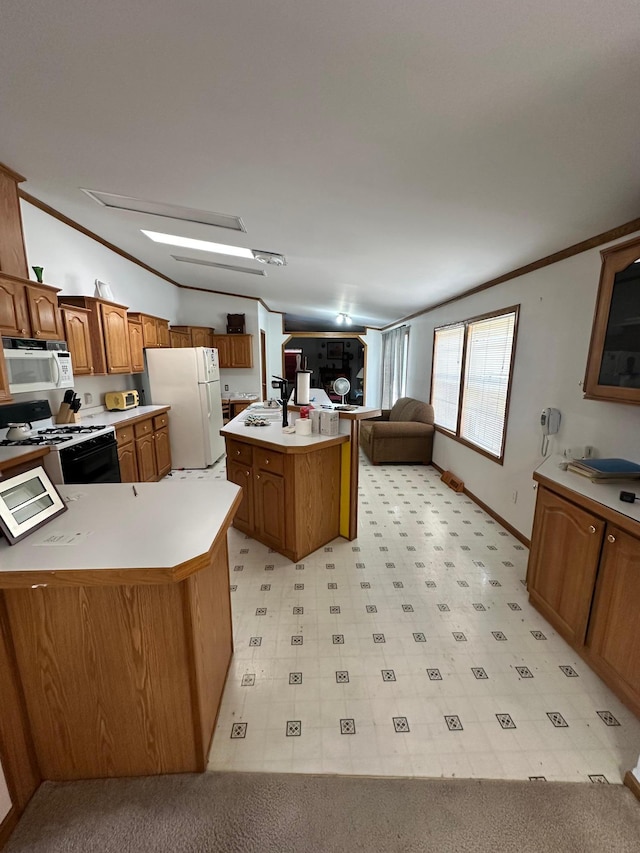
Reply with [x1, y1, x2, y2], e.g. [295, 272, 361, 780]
[105, 390, 139, 411]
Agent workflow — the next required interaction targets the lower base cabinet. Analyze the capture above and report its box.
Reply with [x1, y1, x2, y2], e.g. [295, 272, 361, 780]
[527, 481, 640, 718]
[225, 437, 341, 561]
[116, 412, 171, 483]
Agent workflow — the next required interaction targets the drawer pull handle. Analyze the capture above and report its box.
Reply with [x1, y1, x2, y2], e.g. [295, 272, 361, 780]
[236, 449, 241, 455]
[244, 470, 249, 477]
[589, 525, 596, 533]
[265, 458, 270, 464]
[256, 474, 260, 480]
[607, 534, 616, 544]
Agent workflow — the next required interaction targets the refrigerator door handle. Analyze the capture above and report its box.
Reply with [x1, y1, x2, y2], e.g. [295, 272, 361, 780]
[205, 382, 213, 419]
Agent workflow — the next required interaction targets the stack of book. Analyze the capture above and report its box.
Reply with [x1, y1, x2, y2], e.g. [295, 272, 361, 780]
[567, 458, 640, 482]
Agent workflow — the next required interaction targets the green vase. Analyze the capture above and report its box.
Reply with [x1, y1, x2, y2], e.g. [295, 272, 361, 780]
[32, 266, 44, 283]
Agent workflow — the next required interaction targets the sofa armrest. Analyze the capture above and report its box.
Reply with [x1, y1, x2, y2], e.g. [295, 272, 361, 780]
[366, 421, 434, 439]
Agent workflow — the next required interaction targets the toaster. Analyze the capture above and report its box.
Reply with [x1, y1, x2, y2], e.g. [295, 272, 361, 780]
[105, 390, 139, 411]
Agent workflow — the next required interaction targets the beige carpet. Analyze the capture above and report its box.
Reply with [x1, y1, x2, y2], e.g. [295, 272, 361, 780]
[5, 772, 640, 852]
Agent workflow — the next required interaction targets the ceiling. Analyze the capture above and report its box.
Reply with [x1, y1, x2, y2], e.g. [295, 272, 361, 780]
[2, 1, 640, 329]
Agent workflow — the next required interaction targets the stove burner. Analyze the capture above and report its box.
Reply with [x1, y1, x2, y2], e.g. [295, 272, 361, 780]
[0, 436, 68, 447]
[38, 425, 107, 435]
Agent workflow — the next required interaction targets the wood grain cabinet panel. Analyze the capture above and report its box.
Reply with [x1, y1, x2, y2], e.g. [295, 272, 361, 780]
[0, 275, 29, 337]
[157, 320, 170, 347]
[135, 433, 157, 482]
[128, 319, 144, 373]
[60, 305, 93, 375]
[0, 346, 11, 403]
[100, 303, 131, 373]
[526, 487, 604, 646]
[227, 460, 254, 532]
[212, 334, 252, 368]
[0, 164, 28, 279]
[25, 285, 63, 340]
[254, 469, 286, 550]
[154, 427, 172, 479]
[142, 315, 158, 348]
[586, 526, 640, 709]
[117, 441, 138, 483]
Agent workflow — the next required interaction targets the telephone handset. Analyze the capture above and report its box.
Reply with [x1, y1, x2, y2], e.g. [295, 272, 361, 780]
[540, 407, 561, 456]
[540, 407, 561, 436]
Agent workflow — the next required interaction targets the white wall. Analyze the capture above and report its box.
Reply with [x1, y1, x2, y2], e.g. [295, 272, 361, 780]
[398, 230, 640, 538]
[0, 761, 10, 822]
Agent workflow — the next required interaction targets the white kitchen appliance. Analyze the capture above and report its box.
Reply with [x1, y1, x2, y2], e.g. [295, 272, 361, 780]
[145, 347, 225, 468]
[2, 337, 74, 394]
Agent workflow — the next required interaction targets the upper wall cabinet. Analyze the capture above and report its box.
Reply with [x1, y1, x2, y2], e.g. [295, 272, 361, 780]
[584, 235, 640, 405]
[0, 163, 28, 279]
[128, 313, 170, 349]
[212, 334, 253, 369]
[60, 304, 93, 375]
[59, 296, 131, 375]
[0, 273, 63, 340]
[170, 325, 214, 348]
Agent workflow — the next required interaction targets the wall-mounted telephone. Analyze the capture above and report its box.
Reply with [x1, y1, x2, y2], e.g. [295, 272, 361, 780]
[540, 407, 561, 435]
[540, 407, 561, 456]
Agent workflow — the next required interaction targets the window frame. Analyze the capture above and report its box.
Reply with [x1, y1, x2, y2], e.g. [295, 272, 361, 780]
[430, 305, 520, 465]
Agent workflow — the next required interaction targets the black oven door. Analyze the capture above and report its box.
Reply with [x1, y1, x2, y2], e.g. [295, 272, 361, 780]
[60, 435, 121, 484]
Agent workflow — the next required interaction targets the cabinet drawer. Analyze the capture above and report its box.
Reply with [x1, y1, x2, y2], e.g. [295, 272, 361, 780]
[254, 448, 284, 475]
[153, 412, 169, 430]
[134, 418, 153, 438]
[116, 425, 134, 446]
[227, 439, 252, 465]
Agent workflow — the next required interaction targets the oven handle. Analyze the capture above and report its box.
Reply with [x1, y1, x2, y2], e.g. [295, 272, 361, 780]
[62, 437, 116, 462]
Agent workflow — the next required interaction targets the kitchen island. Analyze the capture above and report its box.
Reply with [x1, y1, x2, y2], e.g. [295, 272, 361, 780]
[0, 479, 241, 788]
[221, 403, 380, 560]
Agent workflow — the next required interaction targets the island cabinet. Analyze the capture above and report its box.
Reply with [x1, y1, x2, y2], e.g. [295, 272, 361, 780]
[0, 480, 242, 789]
[527, 474, 640, 718]
[115, 410, 171, 483]
[212, 333, 253, 368]
[225, 436, 341, 561]
[59, 296, 131, 374]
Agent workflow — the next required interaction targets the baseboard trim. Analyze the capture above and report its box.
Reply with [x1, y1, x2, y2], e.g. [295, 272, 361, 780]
[431, 462, 530, 548]
[624, 771, 640, 801]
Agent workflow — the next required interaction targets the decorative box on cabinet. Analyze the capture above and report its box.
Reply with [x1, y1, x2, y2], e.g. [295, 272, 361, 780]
[527, 469, 640, 718]
[1, 273, 63, 340]
[212, 334, 253, 368]
[59, 296, 131, 375]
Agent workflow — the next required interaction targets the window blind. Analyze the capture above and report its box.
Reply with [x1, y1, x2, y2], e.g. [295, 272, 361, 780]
[431, 325, 464, 431]
[460, 312, 516, 457]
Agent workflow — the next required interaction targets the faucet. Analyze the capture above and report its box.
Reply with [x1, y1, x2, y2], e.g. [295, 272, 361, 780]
[272, 376, 290, 428]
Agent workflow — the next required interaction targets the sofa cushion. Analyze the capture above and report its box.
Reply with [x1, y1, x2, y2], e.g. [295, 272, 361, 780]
[389, 397, 433, 424]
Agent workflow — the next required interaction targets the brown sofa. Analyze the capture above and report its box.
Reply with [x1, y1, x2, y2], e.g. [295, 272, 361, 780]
[360, 397, 435, 464]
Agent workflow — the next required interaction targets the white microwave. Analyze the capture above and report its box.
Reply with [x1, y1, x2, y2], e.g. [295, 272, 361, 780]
[2, 337, 74, 394]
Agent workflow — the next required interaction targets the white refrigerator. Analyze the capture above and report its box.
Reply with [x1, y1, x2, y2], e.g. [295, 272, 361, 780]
[145, 347, 226, 468]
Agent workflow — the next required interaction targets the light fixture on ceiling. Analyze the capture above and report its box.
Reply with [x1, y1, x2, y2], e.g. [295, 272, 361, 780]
[171, 255, 267, 276]
[141, 230, 286, 265]
[336, 312, 352, 325]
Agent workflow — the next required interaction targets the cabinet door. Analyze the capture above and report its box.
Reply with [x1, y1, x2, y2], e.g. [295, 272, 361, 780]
[229, 335, 253, 368]
[227, 459, 254, 532]
[212, 335, 231, 367]
[157, 320, 170, 347]
[0, 166, 29, 278]
[587, 526, 640, 710]
[100, 303, 131, 373]
[527, 487, 604, 646]
[254, 469, 286, 549]
[154, 427, 172, 478]
[26, 285, 63, 340]
[142, 315, 158, 347]
[135, 434, 157, 482]
[128, 321, 145, 372]
[117, 442, 138, 483]
[0, 276, 29, 336]
[61, 306, 93, 375]
[191, 328, 209, 348]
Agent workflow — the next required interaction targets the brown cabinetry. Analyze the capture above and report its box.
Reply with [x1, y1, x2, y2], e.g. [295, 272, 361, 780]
[0, 346, 10, 403]
[127, 313, 171, 349]
[0, 163, 28, 279]
[527, 480, 640, 717]
[59, 296, 131, 375]
[115, 411, 171, 483]
[170, 325, 215, 348]
[212, 334, 253, 368]
[128, 318, 145, 373]
[169, 328, 191, 348]
[224, 436, 341, 561]
[60, 304, 93, 375]
[1, 274, 63, 340]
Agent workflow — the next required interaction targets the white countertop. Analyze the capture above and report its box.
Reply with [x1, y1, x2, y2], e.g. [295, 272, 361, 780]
[0, 479, 241, 574]
[78, 405, 170, 428]
[221, 412, 348, 449]
[535, 455, 640, 525]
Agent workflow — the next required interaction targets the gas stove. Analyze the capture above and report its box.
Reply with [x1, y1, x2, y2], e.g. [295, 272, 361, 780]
[0, 399, 120, 484]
